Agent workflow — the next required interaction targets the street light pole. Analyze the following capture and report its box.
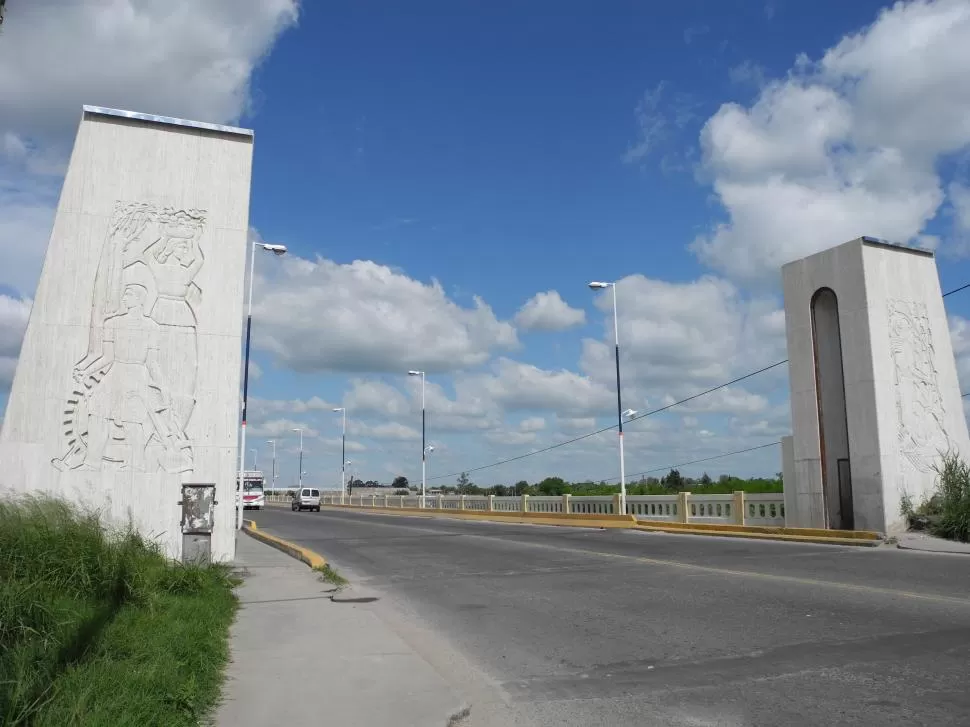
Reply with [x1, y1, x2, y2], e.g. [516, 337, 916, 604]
[408, 370, 426, 506]
[291, 428, 303, 490]
[589, 281, 627, 513]
[266, 439, 277, 492]
[237, 240, 287, 530]
[333, 407, 347, 499]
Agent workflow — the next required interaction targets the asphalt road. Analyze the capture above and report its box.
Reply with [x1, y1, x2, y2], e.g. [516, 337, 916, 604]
[251, 507, 970, 727]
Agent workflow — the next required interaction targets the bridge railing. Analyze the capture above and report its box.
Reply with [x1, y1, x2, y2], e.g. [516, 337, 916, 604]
[308, 491, 786, 526]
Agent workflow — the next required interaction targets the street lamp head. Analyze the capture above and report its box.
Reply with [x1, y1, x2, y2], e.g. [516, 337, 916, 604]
[291, 427, 301, 433]
[623, 408, 638, 419]
[332, 407, 344, 412]
[259, 243, 288, 256]
[408, 370, 423, 376]
[588, 281, 610, 289]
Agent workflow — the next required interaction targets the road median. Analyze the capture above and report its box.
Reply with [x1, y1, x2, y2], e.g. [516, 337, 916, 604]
[313, 503, 882, 546]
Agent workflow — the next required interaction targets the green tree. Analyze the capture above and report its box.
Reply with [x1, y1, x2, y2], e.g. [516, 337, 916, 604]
[514, 480, 529, 496]
[538, 476, 568, 495]
[699, 472, 712, 486]
[457, 472, 473, 493]
[661, 469, 685, 490]
[392, 475, 409, 489]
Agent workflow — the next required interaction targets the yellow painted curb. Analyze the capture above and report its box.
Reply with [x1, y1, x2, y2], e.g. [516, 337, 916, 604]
[633, 518, 880, 540]
[319, 503, 637, 529]
[634, 524, 880, 547]
[312, 503, 884, 545]
[242, 519, 328, 569]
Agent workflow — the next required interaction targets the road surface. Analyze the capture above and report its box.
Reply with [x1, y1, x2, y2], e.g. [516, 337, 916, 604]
[251, 507, 970, 727]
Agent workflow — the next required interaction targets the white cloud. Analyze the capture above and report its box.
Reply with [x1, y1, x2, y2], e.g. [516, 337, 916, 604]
[514, 290, 586, 332]
[249, 418, 318, 439]
[557, 416, 597, 433]
[623, 82, 700, 166]
[485, 429, 538, 447]
[256, 256, 518, 373]
[0, 0, 300, 143]
[464, 358, 615, 417]
[351, 421, 421, 441]
[344, 379, 412, 418]
[580, 274, 786, 398]
[0, 295, 31, 390]
[691, 0, 970, 282]
[519, 416, 546, 432]
[0, 0, 300, 298]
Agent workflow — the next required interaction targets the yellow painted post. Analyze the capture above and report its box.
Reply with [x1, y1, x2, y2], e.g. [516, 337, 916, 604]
[488, 495, 495, 511]
[733, 491, 745, 525]
[678, 491, 689, 523]
[562, 493, 572, 514]
[521, 494, 530, 513]
[612, 493, 622, 515]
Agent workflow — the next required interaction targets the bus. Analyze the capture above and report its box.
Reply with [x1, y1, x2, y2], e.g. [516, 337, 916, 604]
[237, 470, 266, 510]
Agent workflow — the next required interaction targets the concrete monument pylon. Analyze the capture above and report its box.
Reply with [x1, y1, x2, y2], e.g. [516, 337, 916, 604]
[781, 237, 970, 534]
[0, 106, 253, 562]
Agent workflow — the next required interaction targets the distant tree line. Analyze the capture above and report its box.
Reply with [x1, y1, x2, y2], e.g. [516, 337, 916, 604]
[421, 470, 783, 496]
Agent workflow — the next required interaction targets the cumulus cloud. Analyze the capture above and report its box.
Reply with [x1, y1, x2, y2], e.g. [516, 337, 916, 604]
[514, 290, 586, 332]
[0, 0, 300, 298]
[580, 274, 786, 398]
[519, 417, 546, 432]
[255, 256, 518, 373]
[351, 421, 421, 441]
[464, 358, 615, 417]
[0, 295, 31, 390]
[692, 0, 970, 282]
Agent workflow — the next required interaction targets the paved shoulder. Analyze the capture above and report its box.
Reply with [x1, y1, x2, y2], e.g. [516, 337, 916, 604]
[215, 533, 465, 727]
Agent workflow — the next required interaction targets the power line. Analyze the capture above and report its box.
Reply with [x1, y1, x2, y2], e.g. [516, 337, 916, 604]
[599, 441, 780, 483]
[428, 280, 970, 482]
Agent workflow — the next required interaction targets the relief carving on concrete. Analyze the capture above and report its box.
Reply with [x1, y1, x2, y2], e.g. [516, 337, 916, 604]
[889, 299, 949, 472]
[52, 201, 206, 475]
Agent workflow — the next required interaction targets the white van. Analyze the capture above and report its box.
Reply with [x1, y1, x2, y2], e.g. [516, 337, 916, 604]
[291, 488, 321, 512]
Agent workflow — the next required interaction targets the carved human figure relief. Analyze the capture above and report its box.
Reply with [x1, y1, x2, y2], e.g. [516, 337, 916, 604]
[52, 201, 206, 475]
[888, 299, 948, 472]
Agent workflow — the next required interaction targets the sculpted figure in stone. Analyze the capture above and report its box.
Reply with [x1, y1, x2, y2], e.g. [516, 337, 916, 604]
[889, 299, 948, 472]
[52, 201, 205, 474]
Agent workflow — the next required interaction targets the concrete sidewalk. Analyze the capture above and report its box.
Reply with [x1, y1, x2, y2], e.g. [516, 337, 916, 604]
[897, 531, 970, 555]
[215, 533, 465, 726]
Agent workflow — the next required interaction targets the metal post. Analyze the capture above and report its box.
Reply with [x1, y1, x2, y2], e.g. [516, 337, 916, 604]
[420, 373, 426, 507]
[341, 408, 346, 496]
[611, 283, 627, 514]
[298, 429, 304, 490]
[237, 242, 258, 531]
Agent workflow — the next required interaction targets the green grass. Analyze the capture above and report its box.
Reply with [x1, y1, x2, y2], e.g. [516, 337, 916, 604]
[313, 563, 348, 590]
[0, 497, 238, 727]
[901, 452, 970, 543]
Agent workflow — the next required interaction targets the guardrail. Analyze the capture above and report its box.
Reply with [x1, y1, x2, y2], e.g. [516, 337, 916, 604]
[279, 491, 786, 527]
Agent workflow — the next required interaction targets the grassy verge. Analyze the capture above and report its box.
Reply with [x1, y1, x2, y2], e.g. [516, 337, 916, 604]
[0, 497, 238, 727]
[313, 563, 349, 590]
[902, 452, 970, 543]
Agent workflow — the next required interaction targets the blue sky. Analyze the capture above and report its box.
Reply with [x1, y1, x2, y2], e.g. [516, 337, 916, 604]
[3, 0, 970, 489]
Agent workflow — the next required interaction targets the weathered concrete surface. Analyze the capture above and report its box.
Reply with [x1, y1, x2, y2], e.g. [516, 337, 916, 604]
[783, 237, 970, 534]
[897, 531, 970, 555]
[253, 508, 970, 727]
[216, 534, 465, 727]
[0, 107, 253, 561]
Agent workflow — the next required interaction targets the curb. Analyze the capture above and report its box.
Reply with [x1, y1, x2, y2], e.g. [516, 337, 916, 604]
[633, 524, 880, 547]
[317, 503, 637, 529]
[242, 519, 328, 569]
[309, 504, 883, 546]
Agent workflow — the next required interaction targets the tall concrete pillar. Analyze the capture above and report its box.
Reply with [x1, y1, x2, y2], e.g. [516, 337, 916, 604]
[782, 237, 970, 534]
[0, 106, 253, 562]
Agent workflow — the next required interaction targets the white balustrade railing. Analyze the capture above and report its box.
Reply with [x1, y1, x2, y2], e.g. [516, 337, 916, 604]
[291, 490, 786, 527]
